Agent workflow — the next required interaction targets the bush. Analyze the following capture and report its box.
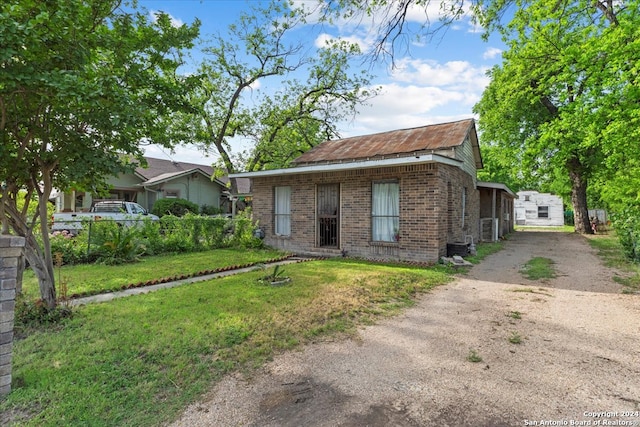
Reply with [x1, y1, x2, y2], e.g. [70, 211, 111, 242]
[46, 212, 263, 265]
[151, 198, 199, 217]
[612, 205, 640, 263]
[200, 204, 224, 216]
[87, 220, 146, 265]
[15, 296, 73, 328]
[50, 230, 90, 264]
[231, 209, 263, 249]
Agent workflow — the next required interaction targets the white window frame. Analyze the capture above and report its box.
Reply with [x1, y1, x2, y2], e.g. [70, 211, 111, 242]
[371, 181, 400, 242]
[274, 186, 291, 236]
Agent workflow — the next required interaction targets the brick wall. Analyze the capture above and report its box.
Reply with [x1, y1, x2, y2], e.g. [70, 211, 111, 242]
[252, 162, 479, 263]
[0, 235, 24, 396]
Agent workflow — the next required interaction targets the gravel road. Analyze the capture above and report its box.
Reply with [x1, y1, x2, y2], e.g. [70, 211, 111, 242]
[170, 231, 640, 427]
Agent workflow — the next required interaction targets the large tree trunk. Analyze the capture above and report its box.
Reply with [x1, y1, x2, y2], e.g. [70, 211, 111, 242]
[567, 157, 591, 234]
[3, 189, 57, 308]
[23, 234, 56, 308]
[16, 250, 25, 295]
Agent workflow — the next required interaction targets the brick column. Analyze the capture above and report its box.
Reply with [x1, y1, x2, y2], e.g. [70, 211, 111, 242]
[0, 235, 24, 396]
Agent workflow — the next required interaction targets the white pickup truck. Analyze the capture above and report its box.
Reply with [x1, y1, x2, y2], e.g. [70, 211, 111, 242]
[51, 201, 159, 234]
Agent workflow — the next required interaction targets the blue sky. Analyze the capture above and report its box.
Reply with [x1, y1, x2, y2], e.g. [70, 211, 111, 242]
[137, 0, 506, 165]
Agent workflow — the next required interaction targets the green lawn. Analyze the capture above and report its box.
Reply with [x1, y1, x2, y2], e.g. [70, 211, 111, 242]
[21, 248, 288, 300]
[4, 258, 452, 426]
[514, 225, 575, 232]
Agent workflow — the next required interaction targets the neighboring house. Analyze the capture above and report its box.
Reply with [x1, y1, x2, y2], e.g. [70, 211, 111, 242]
[54, 157, 230, 213]
[230, 119, 491, 263]
[514, 191, 564, 226]
[478, 182, 516, 241]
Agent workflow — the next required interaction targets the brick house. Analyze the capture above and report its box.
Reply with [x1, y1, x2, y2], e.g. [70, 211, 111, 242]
[230, 119, 492, 263]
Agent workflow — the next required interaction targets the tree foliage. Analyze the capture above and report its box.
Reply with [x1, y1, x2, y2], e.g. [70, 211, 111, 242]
[0, 0, 199, 307]
[474, 0, 640, 233]
[160, 1, 377, 180]
[316, 0, 472, 64]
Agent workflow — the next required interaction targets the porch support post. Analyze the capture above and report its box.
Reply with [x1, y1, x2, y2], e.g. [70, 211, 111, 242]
[491, 189, 497, 241]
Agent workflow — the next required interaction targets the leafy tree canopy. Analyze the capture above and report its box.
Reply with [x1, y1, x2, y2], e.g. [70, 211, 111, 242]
[159, 1, 377, 178]
[474, 0, 640, 232]
[0, 0, 199, 306]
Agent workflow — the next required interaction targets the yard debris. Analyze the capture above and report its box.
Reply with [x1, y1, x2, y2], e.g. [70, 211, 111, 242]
[440, 255, 473, 268]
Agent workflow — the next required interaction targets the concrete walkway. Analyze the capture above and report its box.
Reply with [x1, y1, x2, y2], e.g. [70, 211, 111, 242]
[70, 257, 311, 306]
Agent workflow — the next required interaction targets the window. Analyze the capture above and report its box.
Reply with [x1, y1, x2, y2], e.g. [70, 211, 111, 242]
[524, 195, 530, 201]
[274, 186, 291, 236]
[372, 182, 399, 242]
[538, 206, 549, 218]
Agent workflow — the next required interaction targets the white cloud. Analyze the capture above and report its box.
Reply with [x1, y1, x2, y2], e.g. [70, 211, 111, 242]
[391, 58, 490, 91]
[342, 81, 478, 135]
[290, 0, 325, 24]
[336, 55, 491, 136]
[483, 47, 502, 60]
[150, 10, 184, 28]
[314, 33, 371, 52]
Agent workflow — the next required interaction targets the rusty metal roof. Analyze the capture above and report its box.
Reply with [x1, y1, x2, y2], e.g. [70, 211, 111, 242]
[294, 119, 476, 165]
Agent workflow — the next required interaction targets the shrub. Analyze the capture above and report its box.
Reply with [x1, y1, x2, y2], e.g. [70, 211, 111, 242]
[15, 296, 73, 329]
[200, 204, 224, 216]
[49, 230, 90, 264]
[151, 198, 199, 217]
[231, 209, 263, 249]
[612, 205, 640, 262]
[88, 220, 146, 265]
[46, 211, 263, 264]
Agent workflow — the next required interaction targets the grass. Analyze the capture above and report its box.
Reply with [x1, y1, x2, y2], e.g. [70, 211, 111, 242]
[519, 257, 557, 280]
[3, 257, 452, 426]
[508, 331, 523, 344]
[464, 241, 504, 265]
[466, 349, 483, 363]
[506, 310, 522, 319]
[20, 248, 287, 300]
[514, 225, 575, 233]
[586, 232, 640, 294]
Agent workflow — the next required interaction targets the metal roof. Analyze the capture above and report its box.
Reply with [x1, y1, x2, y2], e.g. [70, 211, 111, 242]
[294, 119, 476, 165]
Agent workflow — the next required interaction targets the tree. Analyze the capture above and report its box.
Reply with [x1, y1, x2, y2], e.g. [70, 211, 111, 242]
[0, 0, 199, 308]
[474, 0, 640, 233]
[161, 1, 376, 183]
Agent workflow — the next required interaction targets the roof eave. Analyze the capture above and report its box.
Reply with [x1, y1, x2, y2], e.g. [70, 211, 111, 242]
[230, 154, 462, 179]
[477, 181, 517, 198]
[139, 168, 218, 187]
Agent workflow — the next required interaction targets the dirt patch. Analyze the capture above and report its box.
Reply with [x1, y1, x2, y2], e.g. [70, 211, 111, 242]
[468, 231, 623, 293]
[171, 231, 640, 427]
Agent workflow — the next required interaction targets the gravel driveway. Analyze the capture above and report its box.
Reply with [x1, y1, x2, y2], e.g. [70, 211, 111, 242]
[170, 231, 640, 427]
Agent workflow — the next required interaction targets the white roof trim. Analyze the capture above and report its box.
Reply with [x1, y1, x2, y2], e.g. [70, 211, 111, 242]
[230, 154, 462, 178]
[477, 181, 517, 198]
